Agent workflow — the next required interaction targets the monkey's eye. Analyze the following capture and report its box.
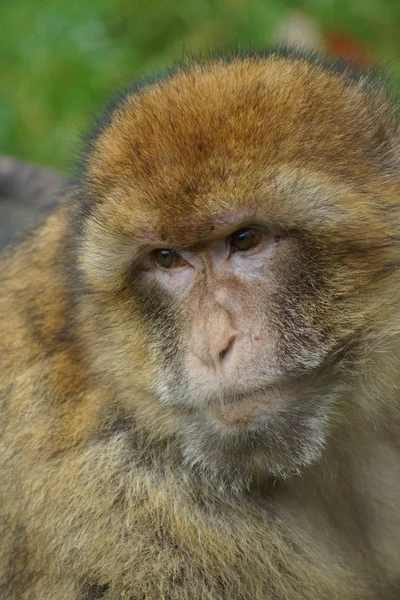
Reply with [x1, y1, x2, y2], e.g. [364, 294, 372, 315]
[153, 249, 186, 269]
[230, 228, 264, 253]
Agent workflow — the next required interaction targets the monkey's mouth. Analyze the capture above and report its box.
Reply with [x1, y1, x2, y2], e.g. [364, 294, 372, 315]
[208, 387, 283, 427]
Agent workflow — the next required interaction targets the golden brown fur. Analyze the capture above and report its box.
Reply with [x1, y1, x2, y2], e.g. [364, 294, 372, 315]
[1, 50, 400, 599]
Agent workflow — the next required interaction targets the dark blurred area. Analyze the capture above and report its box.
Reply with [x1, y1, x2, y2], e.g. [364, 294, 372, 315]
[0, 158, 64, 248]
[1, 0, 400, 246]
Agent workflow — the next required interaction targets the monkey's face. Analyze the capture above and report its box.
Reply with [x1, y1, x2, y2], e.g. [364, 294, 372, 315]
[77, 57, 400, 488]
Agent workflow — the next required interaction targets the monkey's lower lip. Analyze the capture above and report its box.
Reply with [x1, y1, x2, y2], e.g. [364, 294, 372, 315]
[209, 390, 278, 427]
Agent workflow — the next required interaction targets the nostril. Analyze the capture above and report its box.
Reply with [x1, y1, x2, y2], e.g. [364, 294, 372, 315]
[219, 336, 236, 361]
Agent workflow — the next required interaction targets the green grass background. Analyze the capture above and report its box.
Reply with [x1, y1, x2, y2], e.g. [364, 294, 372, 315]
[1, 0, 400, 170]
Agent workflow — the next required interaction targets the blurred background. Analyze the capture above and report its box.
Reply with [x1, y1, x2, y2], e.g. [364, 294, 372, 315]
[2, 0, 400, 172]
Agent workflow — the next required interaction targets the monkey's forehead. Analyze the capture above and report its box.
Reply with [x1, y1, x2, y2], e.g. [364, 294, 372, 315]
[78, 53, 397, 236]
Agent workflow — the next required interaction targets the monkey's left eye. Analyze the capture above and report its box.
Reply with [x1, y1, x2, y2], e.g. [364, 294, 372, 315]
[230, 228, 264, 253]
[153, 249, 186, 269]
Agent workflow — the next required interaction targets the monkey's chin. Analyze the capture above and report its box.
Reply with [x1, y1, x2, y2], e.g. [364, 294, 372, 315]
[183, 402, 327, 492]
[180, 386, 330, 491]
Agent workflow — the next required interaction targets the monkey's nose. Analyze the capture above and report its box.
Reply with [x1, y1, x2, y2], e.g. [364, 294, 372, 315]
[189, 309, 238, 371]
[218, 336, 236, 362]
[189, 332, 238, 371]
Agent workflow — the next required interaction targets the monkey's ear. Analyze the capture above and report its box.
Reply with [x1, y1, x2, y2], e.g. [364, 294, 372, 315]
[344, 75, 398, 170]
[359, 96, 399, 172]
[370, 88, 400, 169]
[373, 122, 396, 171]
[385, 125, 400, 171]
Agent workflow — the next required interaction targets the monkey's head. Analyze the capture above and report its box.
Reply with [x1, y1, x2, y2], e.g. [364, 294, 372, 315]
[74, 52, 400, 490]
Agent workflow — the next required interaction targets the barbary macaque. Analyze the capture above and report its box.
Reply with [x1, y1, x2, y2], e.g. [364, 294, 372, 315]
[1, 50, 400, 599]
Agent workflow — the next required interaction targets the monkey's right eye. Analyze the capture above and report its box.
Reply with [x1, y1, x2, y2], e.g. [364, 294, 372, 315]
[153, 249, 186, 269]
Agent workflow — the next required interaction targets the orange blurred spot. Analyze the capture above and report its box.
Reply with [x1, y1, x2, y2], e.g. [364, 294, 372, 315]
[324, 31, 372, 67]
